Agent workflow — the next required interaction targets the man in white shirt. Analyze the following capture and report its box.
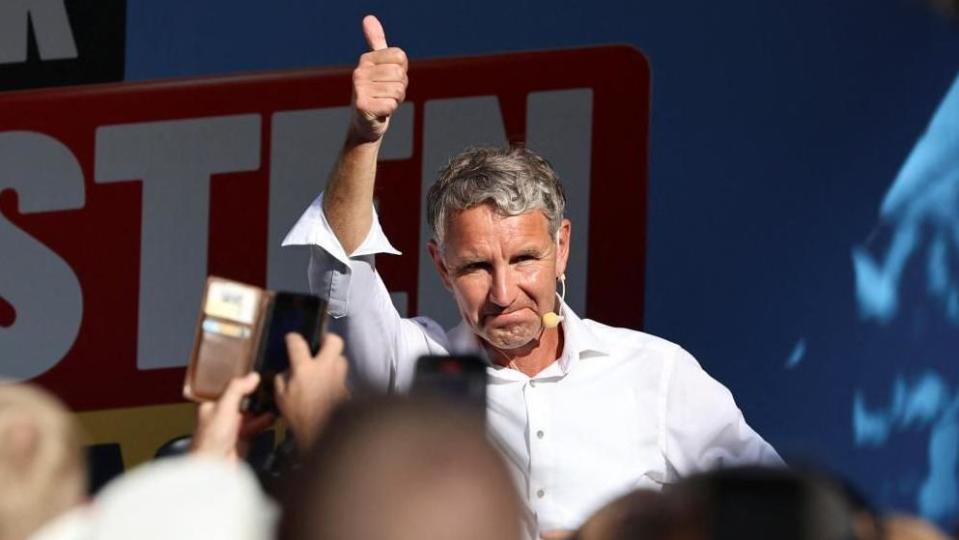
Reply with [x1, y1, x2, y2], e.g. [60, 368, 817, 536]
[284, 15, 782, 535]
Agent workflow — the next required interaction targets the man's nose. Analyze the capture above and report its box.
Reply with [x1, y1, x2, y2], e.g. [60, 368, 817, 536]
[488, 266, 517, 307]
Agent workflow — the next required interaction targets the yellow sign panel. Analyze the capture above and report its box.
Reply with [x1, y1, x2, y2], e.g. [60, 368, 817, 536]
[74, 403, 284, 470]
[75, 403, 197, 468]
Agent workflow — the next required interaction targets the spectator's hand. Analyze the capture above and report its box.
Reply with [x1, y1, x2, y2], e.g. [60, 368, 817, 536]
[191, 373, 275, 461]
[350, 15, 408, 142]
[275, 333, 350, 451]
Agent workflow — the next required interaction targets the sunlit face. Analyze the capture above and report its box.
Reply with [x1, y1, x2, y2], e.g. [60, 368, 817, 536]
[428, 204, 571, 351]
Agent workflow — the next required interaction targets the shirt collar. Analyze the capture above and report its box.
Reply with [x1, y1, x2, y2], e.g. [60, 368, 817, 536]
[555, 299, 611, 372]
[446, 300, 611, 375]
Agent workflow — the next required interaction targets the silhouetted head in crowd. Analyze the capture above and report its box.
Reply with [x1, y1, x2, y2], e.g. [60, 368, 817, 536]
[928, 0, 959, 20]
[279, 397, 523, 540]
[883, 514, 950, 540]
[832, 476, 883, 540]
[670, 466, 859, 540]
[573, 489, 699, 540]
[0, 383, 86, 540]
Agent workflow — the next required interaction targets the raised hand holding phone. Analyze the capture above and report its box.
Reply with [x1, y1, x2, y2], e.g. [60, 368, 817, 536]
[191, 372, 274, 462]
[274, 333, 350, 452]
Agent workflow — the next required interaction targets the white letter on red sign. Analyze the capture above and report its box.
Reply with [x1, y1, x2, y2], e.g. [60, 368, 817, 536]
[0, 0, 78, 64]
[0, 132, 85, 380]
[526, 89, 594, 315]
[95, 115, 261, 370]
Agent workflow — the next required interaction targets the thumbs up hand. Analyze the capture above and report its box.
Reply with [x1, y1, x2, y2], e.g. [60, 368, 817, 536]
[351, 15, 408, 142]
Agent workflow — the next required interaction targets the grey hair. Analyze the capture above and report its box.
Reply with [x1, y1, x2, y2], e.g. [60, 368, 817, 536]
[426, 146, 567, 247]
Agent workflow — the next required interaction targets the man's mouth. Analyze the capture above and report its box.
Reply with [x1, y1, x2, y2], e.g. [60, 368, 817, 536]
[483, 308, 532, 324]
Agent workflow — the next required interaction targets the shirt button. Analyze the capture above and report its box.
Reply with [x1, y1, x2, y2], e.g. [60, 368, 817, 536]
[537, 489, 545, 498]
[536, 430, 544, 439]
[529, 380, 536, 388]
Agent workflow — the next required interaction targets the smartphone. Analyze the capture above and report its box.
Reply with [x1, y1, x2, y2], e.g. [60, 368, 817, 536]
[184, 277, 327, 413]
[410, 354, 487, 414]
[247, 292, 327, 414]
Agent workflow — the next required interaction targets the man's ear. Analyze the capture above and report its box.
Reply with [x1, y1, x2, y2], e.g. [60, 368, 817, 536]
[427, 240, 454, 291]
[555, 218, 572, 277]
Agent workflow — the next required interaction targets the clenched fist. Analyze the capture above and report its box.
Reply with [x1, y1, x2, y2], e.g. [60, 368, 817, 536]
[351, 15, 408, 142]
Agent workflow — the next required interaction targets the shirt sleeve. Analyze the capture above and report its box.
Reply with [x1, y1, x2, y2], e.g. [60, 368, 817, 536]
[282, 193, 448, 392]
[660, 345, 784, 478]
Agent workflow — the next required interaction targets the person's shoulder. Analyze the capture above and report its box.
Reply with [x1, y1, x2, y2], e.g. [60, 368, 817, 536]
[579, 317, 689, 363]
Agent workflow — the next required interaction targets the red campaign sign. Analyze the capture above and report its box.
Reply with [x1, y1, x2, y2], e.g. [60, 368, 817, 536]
[0, 46, 650, 412]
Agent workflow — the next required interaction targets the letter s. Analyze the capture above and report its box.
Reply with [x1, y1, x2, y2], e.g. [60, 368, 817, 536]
[0, 132, 84, 380]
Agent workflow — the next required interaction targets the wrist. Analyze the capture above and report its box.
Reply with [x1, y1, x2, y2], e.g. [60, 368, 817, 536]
[347, 109, 389, 145]
[345, 126, 386, 147]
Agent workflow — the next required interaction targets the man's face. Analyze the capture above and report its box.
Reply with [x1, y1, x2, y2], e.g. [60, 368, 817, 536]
[428, 204, 571, 351]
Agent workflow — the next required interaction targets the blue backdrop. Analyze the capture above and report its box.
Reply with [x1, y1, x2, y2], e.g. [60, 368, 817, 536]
[124, 0, 959, 523]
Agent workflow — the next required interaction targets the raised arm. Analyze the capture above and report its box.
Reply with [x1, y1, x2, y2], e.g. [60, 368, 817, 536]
[284, 16, 444, 392]
[324, 15, 408, 254]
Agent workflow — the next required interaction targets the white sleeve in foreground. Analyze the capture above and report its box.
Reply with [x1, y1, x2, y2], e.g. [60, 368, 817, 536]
[661, 346, 784, 477]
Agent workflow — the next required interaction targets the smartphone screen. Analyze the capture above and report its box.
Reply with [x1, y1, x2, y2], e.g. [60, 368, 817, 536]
[248, 292, 326, 413]
[411, 355, 487, 414]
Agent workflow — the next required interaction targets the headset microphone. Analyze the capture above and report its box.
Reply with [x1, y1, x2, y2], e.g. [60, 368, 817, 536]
[542, 274, 566, 329]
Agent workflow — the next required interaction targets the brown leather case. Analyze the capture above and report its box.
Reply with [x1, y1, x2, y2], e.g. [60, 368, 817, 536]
[183, 277, 274, 402]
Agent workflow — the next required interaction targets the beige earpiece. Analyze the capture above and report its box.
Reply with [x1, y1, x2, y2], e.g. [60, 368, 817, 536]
[541, 274, 567, 329]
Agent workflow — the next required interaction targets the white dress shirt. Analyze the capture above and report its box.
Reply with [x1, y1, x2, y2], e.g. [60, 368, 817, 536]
[284, 193, 783, 532]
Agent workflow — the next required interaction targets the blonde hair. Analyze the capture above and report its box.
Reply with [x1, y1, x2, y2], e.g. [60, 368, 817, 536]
[0, 383, 86, 540]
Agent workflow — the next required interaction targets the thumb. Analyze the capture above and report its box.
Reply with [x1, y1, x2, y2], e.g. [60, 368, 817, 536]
[285, 332, 312, 372]
[274, 372, 288, 399]
[218, 372, 260, 414]
[198, 401, 215, 423]
[362, 15, 388, 51]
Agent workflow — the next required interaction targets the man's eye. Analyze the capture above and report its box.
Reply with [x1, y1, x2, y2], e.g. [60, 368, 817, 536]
[513, 254, 538, 264]
[461, 262, 490, 273]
